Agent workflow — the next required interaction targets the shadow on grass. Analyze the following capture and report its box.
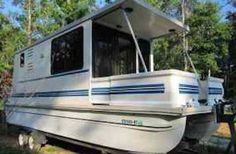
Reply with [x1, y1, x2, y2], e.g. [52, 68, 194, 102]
[0, 124, 19, 136]
[0, 120, 35, 154]
[0, 143, 34, 154]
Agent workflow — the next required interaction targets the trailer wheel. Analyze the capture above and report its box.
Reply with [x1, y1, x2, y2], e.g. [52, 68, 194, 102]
[18, 133, 28, 147]
[28, 135, 41, 151]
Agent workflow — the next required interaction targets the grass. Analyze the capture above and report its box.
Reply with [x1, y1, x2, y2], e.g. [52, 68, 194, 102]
[0, 100, 3, 111]
[38, 145, 75, 154]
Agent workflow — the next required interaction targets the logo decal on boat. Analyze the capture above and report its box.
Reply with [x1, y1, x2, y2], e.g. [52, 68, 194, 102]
[121, 119, 143, 126]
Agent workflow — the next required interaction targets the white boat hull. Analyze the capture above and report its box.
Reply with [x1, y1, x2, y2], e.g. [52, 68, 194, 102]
[6, 106, 186, 153]
[184, 113, 219, 141]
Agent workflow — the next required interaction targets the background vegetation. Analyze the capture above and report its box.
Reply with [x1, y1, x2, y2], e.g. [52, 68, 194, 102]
[0, 0, 235, 106]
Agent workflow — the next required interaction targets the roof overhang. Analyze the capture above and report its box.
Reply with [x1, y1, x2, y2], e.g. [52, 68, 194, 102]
[15, 0, 189, 55]
[94, 0, 189, 40]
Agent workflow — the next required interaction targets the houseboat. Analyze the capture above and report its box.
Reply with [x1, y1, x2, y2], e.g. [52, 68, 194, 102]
[5, 0, 224, 153]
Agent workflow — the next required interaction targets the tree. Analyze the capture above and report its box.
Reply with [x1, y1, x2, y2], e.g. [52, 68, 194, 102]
[55, 0, 95, 24]
[186, 2, 230, 77]
[0, 3, 26, 104]
[13, 0, 96, 44]
[228, 14, 236, 67]
[150, 1, 230, 78]
[227, 0, 236, 68]
[149, 0, 193, 71]
[13, 0, 35, 45]
[153, 34, 185, 70]
[145, 0, 197, 19]
[226, 0, 236, 99]
[0, 9, 27, 73]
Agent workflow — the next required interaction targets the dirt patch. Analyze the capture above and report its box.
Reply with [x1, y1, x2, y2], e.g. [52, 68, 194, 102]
[215, 123, 231, 138]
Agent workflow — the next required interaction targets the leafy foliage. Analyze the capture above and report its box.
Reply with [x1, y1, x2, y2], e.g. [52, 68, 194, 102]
[186, 2, 230, 76]
[149, 1, 230, 78]
[0, 71, 12, 106]
[12, 0, 96, 42]
[145, 0, 181, 18]
[153, 34, 185, 70]
[55, 0, 95, 24]
[0, 11, 27, 72]
[226, 1, 236, 99]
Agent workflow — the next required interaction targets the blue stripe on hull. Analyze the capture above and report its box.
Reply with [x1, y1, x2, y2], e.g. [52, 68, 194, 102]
[179, 91, 199, 94]
[11, 84, 165, 97]
[12, 84, 220, 97]
[92, 90, 165, 95]
[92, 84, 165, 95]
[179, 84, 199, 94]
[12, 90, 89, 97]
[208, 87, 223, 95]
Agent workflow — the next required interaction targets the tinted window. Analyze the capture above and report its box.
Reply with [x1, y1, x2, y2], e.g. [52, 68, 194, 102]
[51, 27, 83, 74]
[92, 23, 150, 77]
[20, 53, 25, 67]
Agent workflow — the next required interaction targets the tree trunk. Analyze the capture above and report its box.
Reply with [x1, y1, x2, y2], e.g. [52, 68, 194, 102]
[27, 0, 32, 45]
[182, 0, 188, 71]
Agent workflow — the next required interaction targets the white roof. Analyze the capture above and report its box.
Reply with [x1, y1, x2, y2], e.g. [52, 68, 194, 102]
[16, 0, 188, 54]
[95, 0, 188, 39]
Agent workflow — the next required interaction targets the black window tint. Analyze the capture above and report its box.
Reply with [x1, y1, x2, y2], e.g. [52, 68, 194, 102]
[93, 23, 136, 77]
[51, 27, 83, 74]
[92, 23, 150, 77]
[20, 53, 25, 67]
[138, 39, 150, 72]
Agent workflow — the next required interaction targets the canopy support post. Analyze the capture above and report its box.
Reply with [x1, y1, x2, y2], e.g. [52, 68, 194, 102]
[150, 43, 154, 72]
[122, 9, 148, 73]
[136, 50, 139, 73]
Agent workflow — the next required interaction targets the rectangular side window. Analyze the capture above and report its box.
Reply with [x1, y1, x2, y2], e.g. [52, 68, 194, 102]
[51, 27, 84, 74]
[20, 53, 25, 67]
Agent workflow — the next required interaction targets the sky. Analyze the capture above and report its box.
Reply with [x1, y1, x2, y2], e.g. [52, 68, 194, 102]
[1, 0, 236, 20]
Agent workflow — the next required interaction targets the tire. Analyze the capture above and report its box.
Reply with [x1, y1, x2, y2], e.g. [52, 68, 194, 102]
[18, 133, 28, 147]
[28, 135, 41, 151]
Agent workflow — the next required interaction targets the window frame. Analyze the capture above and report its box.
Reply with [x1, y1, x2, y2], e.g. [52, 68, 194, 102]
[50, 26, 84, 75]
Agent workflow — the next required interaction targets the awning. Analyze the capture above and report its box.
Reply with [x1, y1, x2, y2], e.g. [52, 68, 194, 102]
[95, 0, 188, 40]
